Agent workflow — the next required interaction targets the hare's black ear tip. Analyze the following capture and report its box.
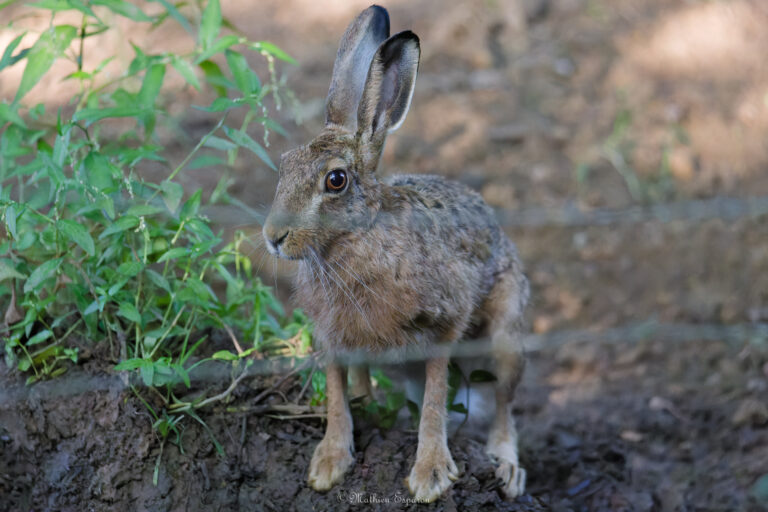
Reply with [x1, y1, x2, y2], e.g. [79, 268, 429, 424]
[400, 30, 420, 46]
[390, 30, 421, 49]
[367, 5, 391, 31]
[365, 5, 389, 23]
[369, 4, 388, 16]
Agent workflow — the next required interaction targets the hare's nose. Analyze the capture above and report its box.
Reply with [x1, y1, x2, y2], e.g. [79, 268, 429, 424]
[272, 230, 289, 247]
[266, 229, 289, 254]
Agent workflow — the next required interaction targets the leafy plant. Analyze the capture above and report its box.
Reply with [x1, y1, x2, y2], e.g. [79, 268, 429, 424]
[364, 368, 413, 429]
[0, 0, 307, 396]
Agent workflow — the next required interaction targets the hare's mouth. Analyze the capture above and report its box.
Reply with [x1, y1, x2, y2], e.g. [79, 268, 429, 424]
[265, 231, 313, 261]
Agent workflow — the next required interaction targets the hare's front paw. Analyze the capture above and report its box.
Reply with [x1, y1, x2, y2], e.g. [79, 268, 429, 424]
[406, 446, 459, 503]
[308, 437, 354, 491]
[486, 441, 526, 498]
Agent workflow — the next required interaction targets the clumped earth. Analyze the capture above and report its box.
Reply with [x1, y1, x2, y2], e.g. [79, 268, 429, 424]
[3, 0, 768, 510]
[2, 335, 767, 511]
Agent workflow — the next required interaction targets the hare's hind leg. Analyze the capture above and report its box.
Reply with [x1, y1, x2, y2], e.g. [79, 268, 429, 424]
[484, 269, 528, 498]
[348, 364, 373, 403]
[308, 362, 354, 491]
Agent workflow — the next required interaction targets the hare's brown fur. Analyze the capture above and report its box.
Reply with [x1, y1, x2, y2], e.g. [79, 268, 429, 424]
[295, 168, 527, 354]
[263, 5, 529, 503]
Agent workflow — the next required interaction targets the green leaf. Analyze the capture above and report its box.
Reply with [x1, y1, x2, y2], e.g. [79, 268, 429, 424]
[24, 258, 62, 294]
[83, 295, 107, 316]
[0, 102, 27, 128]
[114, 358, 147, 370]
[58, 219, 95, 256]
[171, 56, 200, 91]
[371, 369, 393, 391]
[156, 247, 189, 262]
[195, 34, 239, 65]
[251, 41, 296, 65]
[138, 63, 166, 108]
[140, 362, 155, 386]
[15, 25, 78, 103]
[447, 362, 463, 409]
[64, 70, 93, 81]
[91, 0, 154, 22]
[203, 135, 236, 151]
[4, 204, 17, 239]
[385, 390, 406, 412]
[125, 204, 164, 217]
[84, 152, 116, 190]
[99, 196, 116, 220]
[145, 268, 171, 292]
[212, 350, 237, 361]
[188, 155, 225, 170]
[52, 125, 71, 167]
[469, 369, 497, 383]
[223, 125, 275, 170]
[73, 106, 150, 123]
[29, 0, 99, 18]
[199, 0, 221, 50]
[752, 473, 768, 504]
[198, 60, 228, 96]
[127, 42, 149, 75]
[161, 180, 184, 213]
[117, 302, 142, 324]
[257, 117, 288, 138]
[0, 260, 25, 281]
[27, 329, 53, 346]
[194, 97, 240, 112]
[185, 219, 215, 241]
[116, 261, 143, 277]
[93, 55, 115, 74]
[178, 277, 216, 306]
[99, 215, 139, 238]
[225, 49, 259, 94]
[151, 0, 192, 34]
[0, 33, 27, 73]
[107, 277, 129, 296]
[179, 189, 202, 219]
[173, 363, 191, 387]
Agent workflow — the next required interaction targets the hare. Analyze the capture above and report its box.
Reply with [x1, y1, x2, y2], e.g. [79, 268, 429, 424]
[262, 5, 529, 503]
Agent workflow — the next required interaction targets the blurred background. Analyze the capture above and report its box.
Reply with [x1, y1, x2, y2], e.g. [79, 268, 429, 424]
[2, 0, 768, 508]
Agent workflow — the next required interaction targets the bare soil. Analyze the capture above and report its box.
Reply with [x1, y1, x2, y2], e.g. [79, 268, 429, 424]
[3, 0, 768, 510]
[2, 333, 767, 511]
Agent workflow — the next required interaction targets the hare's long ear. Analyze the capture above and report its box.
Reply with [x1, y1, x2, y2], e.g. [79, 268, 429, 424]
[356, 31, 420, 172]
[325, 5, 390, 130]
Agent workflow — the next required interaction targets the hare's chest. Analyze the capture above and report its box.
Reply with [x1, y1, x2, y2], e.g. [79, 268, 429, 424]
[296, 260, 421, 350]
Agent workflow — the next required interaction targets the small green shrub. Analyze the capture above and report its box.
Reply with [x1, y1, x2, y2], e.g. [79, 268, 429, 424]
[0, 0, 309, 392]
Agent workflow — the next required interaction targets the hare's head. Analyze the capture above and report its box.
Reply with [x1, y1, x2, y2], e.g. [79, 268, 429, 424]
[263, 5, 420, 260]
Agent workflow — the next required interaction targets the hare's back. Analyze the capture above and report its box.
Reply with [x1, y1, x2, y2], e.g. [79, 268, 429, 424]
[385, 174, 489, 211]
[382, 173, 516, 273]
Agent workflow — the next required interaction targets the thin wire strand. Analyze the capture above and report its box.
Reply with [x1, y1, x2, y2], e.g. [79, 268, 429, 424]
[4, 321, 766, 403]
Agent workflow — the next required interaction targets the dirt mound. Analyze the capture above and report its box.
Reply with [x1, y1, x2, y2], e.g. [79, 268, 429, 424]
[3, 335, 766, 511]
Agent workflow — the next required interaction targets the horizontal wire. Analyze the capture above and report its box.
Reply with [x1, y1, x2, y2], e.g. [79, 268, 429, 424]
[207, 195, 768, 232]
[2, 320, 765, 404]
[497, 195, 768, 227]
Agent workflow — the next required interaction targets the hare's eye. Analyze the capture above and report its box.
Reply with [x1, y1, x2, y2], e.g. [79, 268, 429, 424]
[325, 169, 347, 193]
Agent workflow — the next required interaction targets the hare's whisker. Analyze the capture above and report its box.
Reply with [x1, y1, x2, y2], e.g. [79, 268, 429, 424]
[330, 259, 406, 319]
[328, 267, 374, 332]
[272, 254, 279, 293]
[316, 252, 374, 332]
[254, 249, 270, 277]
[308, 249, 332, 304]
